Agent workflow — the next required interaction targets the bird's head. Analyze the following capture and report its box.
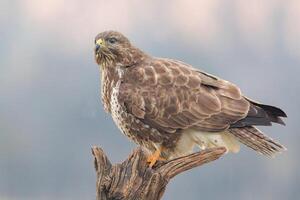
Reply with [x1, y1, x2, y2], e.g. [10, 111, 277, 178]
[94, 31, 146, 68]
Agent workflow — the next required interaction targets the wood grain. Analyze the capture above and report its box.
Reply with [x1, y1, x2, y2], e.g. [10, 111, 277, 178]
[92, 146, 226, 200]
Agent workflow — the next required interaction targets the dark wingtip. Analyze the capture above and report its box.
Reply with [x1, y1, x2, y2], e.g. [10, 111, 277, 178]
[246, 98, 287, 118]
[268, 115, 286, 126]
[282, 111, 288, 118]
[275, 118, 286, 126]
[275, 107, 287, 118]
[263, 105, 287, 118]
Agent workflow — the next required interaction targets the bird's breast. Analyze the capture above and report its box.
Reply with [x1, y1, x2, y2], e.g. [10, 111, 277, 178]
[110, 81, 141, 144]
[109, 80, 169, 150]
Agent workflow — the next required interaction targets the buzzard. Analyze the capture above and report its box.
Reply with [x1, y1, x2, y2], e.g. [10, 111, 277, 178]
[94, 31, 287, 167]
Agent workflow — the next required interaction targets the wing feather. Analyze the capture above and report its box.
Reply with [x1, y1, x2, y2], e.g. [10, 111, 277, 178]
[119, 58, 250, 133]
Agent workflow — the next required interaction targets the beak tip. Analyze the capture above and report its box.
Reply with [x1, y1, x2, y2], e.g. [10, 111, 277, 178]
[95, 44, 100, 52]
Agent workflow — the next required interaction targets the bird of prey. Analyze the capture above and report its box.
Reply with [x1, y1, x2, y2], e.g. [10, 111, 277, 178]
[94, 31, 287, 167]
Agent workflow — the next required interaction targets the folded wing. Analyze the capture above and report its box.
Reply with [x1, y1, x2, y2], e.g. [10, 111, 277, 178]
[119, 58, 256, 133]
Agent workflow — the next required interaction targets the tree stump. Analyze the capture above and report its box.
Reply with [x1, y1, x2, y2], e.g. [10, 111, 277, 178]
[92, 146, 226, 200]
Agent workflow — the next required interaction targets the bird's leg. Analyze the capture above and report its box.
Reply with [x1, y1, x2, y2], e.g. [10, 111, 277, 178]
[147, 147, 165, 168]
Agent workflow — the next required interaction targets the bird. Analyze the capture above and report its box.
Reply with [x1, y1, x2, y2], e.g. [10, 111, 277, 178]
[94, 30, 287, 167]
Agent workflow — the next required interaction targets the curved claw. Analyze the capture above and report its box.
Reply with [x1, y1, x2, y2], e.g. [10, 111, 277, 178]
[147, 148, 165, 168]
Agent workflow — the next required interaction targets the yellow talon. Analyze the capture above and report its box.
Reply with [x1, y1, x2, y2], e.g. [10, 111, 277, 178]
[147, 148, 165, 168]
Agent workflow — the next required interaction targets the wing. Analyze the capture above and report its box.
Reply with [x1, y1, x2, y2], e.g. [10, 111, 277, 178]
[119, 58, 250, 133]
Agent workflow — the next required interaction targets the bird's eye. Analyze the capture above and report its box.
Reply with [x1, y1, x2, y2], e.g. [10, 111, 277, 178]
[108, 37, 117, 44]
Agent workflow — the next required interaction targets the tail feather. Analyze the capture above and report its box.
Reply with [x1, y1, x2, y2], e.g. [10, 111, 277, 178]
[229, 126, 286, 157]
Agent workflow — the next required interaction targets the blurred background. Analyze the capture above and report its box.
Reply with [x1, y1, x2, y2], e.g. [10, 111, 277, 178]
[1, 0, 299, 199]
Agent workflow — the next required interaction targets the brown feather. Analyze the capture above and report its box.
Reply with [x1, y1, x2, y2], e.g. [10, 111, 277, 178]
[229, 127, 286, 156]
[120, 58, 250, 134]
[95, 31, 286, 158]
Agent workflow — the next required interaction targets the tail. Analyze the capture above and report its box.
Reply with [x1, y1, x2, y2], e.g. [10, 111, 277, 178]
[229, 126, 286, 157]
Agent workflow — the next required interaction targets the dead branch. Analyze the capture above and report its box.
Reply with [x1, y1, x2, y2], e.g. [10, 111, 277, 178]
[92, 146, 226, 200]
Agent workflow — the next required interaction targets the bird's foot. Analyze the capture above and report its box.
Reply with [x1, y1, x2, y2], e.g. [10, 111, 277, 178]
[147, 148, 165, 168]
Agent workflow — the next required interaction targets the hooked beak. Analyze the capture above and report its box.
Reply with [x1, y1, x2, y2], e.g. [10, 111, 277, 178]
[95, 44, 100, 52]
[95, 38, 105, 53]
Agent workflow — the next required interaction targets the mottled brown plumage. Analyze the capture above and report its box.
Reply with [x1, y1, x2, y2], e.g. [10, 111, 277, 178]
[94, 31, 287, 163]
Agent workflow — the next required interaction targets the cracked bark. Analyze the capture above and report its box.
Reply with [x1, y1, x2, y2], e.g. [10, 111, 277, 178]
[92, 146, 226, 200]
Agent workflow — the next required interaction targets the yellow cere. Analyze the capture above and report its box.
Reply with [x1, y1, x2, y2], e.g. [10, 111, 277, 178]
[96, 39, 105, 46]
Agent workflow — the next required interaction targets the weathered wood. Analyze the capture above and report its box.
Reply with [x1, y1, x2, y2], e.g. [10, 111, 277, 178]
[92, 146, 226, 200]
